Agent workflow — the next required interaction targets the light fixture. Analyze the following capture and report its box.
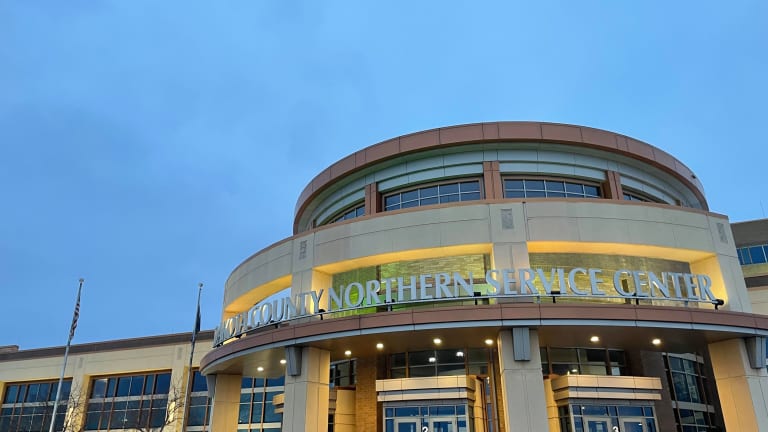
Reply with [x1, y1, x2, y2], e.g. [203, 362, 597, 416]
[376, 343, 384, 350]
[651, 338, 662, 346]
[456, 351, 464, 357]
[433, 338, 442, 345]
[571, 368, 578, 373]
[279, 359, 286, 365]
[428, 357, 436, 363]
[590, 336, 600, 343]
[484, 338, 493, 346]
[344, 350, 352, 356]
[257, 366, 264, 372]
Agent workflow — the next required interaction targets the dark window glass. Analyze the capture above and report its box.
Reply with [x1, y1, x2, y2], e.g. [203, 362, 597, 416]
[547, 181, 565, 192]
[150, 408, 165, 427]
[263, 391, 282, 422]
[192, 372, 207, 392]
[526, 190, 546, 198]
[525, 180, 545, 190]
[409, 366, 435, 377]
[617, 406, 644, 416]
[106, 378, 117, 397]
[505, 179, 524, 189]
[584, 185, 600, 197]
[461, 191, 481, 201]
[583, 349, 606, 362]
[250, 402, 263, 423]
[4, 386, 18, 404]
[401, 200, 418, 209]
[749, 246, 767, 264]
[401, 190, 419, 202]
[142, 374, 154, 395]
[394, 407, 420, 417]
[506, 190, 525, 198]
[581, 405, 608, 416]
[547, 191, 566, 197]
[440, 194, 460, 203]
[25, 384, 38, 402]
[420, 196, 438, 205]
[565, 182, 583, 194]
[439, 183, 459, 194]
[429, 406, 455, 415]
[420, 186, 438, 198]
[460, 181, 480, 192]
[129, 376, 144, 396]
[154, 373, 171, 394]
[241, 377, 253, 389]
[116, 377, 131, 397]
[384, 195, 400, 208]
[391, 353, 406, 368]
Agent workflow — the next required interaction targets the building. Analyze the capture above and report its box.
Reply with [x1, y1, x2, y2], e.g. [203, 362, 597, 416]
[2, 122, 768, 432]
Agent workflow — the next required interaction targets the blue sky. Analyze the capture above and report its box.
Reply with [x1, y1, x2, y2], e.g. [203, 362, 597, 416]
[1, 1, 767, 349]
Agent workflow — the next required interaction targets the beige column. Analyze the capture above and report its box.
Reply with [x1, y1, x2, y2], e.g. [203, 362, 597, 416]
[497, 329, 548, 432]
[354, 355, 376, 432]
[209, 374, 242, 432]
[283, 347, 331, 432]
[708, 338, 768, 431]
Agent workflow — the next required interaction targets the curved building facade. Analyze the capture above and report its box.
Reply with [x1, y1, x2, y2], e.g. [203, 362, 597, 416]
[201, 122, 768, 432]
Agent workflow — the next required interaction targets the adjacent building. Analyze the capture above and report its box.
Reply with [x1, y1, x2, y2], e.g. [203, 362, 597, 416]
[2, 122, 768, 432]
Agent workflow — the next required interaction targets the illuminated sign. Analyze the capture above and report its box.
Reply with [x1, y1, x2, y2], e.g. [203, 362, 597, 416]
[213, 267, 717, 346]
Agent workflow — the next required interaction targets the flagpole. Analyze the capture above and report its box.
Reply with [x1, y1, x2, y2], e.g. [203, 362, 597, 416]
[184, 283, 203, 429]
[48, 278, 83, 432]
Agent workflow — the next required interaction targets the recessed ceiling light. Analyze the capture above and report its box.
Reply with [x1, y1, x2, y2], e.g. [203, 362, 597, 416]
[279, 359, 286, 365]
[456, 351, 464, 357]
[433, 338, 442, 345]
[344, 350, 352, 356]
[651, 338, 662, 346]
[590, 336, 600, 343]
[484, 339, 493, 346]
[428, 357, 436, 363]
[257, 366, 264, 372]
[376, 343, 384, 350]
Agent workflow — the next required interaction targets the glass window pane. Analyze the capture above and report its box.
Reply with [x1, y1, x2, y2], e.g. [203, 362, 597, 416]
[420, 196, 438, 205]
[524, 180, 545, 190]
[440, 194, 460, 203]
[546, 181, 565, 192]
[384, 195, 400, 207]
[546, 191, 566, 197]
[420, 186, 438, 198]
[192, 372, 207, 392]
[106, 378, 117, 397]
[251, 403, 263, 423]
[749, 246, 767, 264]
[4, 386, 18, 404]
[584, 185, 600, 197]
[565, 182, 583, 194]
[549, 348, 577, 362]
[129, 376, 144, 396]
[460, 191, 481, 201]
[460, 181, 480, 192]
[526, 190, 546, 198]
[618, 406, 644, 416]
[408, 366, 435, 377]
[266, 375, 285, 386]
[505, 190, 525, 198]
[116, 377, 131, 397]
[505, 179, 524, 190]
[26, 384, 39, 402]
[154, 373, 171, 394]
[401, 200, 418, 209]
[401, 190, 418, 202]
[439, 183, 459, 194]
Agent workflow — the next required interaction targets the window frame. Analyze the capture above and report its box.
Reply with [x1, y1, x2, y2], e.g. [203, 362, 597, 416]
[502, 176, 602, 200]
[381, 178, 484, 212]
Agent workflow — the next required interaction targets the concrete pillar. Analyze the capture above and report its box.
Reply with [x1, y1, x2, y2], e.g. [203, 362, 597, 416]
[335, 389, 357, 432]
[283, 347, 331, 432]
[497, 329, 548, 432]
[708, 338, 768, 431]
[209, 374, 242, 432]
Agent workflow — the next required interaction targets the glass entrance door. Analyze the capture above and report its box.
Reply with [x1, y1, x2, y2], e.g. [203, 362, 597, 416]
[394, 419, 420, 432]
[429, 417, 456, 432]
[620, 417, 647, 432]
[583, 416, 611, 432]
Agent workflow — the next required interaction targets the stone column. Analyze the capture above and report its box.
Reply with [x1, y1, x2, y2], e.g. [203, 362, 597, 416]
[708, 338, 768, 431]
[283, 347, 331, 432]
[497, 328, 548, 432]
[209, 374, 242, 432]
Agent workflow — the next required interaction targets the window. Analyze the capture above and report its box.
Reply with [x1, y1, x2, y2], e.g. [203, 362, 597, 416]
[238, 376, 284, 431]
[387, 348, 491, 378]
[737, 244, 768, 265]
[541, 347, 627, 377]
[0, 380, 71, 432]
[186, 371, 211, 431]
[383, 180, 482, 211]
[664, 353, 718, 431]
[622, 188, 667, 204]
[503, 178, 600, 199]
[330, 359, 356, 387]
[325, 204, 365, 225]
[84, 372, 171, 431]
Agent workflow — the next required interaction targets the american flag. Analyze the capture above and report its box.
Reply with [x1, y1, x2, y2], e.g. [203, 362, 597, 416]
[69, 280, 83, 341]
